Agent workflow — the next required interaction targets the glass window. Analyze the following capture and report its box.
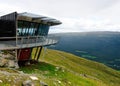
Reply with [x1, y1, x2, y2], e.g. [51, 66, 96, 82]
[38, 24, 49, 36]
[17, 21, 49, 36]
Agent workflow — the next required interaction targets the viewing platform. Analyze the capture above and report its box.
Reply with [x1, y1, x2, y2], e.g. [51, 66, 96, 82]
[0, 36, 59, 50]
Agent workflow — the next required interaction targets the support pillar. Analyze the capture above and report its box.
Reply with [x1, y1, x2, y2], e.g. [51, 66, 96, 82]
[37, 46, 43, 61]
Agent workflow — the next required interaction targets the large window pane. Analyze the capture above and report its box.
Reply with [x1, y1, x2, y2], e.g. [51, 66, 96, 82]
[17, 21, 49, 36]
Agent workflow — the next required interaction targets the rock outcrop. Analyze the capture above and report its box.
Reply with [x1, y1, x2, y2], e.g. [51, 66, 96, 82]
[0, 52, 19, 68]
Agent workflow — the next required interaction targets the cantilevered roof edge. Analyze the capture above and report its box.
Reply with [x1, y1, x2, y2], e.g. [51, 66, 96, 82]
[17, 12, 62, 26]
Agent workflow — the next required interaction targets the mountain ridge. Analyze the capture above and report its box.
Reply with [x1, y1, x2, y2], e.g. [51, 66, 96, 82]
[49, 31, 120, 70]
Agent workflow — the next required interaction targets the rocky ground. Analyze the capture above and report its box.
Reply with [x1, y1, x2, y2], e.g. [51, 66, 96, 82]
[0, 51, 47, 86]
[0, 51, 19, 68]
[0, 68, 48, 86]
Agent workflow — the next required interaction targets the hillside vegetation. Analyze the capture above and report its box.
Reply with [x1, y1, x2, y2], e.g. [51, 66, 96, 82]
[0, 49, 120, 86]
[39, 49, 120, 86]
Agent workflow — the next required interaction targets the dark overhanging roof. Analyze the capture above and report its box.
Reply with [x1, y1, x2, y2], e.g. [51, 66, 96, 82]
[17, 12, 62, 26]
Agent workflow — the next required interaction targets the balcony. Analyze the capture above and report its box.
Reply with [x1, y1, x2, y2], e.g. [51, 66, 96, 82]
[0, 36, 59, 50]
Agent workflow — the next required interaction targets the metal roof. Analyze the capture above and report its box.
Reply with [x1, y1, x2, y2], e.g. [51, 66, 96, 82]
[18, 12, 46, 18]
[17, 12, 62, 26]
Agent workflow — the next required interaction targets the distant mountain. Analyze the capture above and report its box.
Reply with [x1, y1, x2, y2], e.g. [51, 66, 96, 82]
[49, 31, 120, 70]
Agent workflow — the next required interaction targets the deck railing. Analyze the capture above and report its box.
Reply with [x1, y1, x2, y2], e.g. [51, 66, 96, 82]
[17, 36, 59, 48]
[0, 35, 59, 50]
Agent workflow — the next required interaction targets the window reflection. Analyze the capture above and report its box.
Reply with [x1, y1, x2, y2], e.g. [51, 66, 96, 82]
[17, 21, 49, 36]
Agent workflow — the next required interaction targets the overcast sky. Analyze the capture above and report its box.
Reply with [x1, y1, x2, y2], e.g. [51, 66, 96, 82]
[0, 0, 120, 33]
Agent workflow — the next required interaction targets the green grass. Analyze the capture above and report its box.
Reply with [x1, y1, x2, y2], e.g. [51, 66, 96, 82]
[20, 62, 104, 86]
[0, 48, 120, 86]
[39, 49, 120, 86]
[20, 48, 120, 86]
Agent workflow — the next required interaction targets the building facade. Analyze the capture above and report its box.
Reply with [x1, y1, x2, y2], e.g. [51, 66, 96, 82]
[0, 12, 61, 64]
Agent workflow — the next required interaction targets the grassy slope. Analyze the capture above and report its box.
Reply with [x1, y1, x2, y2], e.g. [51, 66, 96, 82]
[0, 49, 120, 86]
[39, 49, 120, 86]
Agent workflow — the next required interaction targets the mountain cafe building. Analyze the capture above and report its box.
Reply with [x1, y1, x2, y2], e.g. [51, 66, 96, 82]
[0, 12, 61, 67]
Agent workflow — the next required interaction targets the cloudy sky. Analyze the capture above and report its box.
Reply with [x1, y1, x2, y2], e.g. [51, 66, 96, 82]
[0, 0, 120, 33]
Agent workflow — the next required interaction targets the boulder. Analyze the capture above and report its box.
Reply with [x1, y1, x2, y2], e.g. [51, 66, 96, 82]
[1, 52, 15, 60]
[8, 60, 15, 68]
[29, 76, 38, 80]
[22, 80, 34, 86]
[40, 81, 48, 86]
[0, 58, 8, 67]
